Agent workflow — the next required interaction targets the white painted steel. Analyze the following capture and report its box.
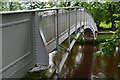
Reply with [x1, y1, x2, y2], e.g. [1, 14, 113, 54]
[0, 14, 2, 80]
[1, 12, 35, 78]
[0, 7, 98, 78]
[35, 12, 49, 67]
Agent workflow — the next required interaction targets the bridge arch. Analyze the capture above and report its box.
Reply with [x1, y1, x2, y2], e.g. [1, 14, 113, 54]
[83, 28, 94, 40]
[81, 23, 98, 40]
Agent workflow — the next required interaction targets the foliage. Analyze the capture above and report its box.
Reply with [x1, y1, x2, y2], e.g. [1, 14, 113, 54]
[93, 51, 103, 57]
[0, 1, 47, 11]
[96, 34, 112, 43]
[99, 20, 120, 29]
[115, 21, 120, 28]
[80, 2, 120, 30]
[57, 2, 68, 7]
[99, 22, 112, 29]
[94, 27, 120, 56]
[25, 2, 46, 9]
[0, 2, 24, 11]
[47, 2, 57, 8]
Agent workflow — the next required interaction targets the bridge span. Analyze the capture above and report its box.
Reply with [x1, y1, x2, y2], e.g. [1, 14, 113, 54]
[0, 7, 97, 78]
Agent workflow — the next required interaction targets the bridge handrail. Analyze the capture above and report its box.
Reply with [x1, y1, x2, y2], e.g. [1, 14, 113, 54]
[83, 7, 98, 31]
[0, 6, 83, 14]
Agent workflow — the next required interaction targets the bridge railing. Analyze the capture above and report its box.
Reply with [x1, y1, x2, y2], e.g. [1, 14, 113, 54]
[39, 8, 82, 52]
[40, 7, 97, 51]
[84, 9, 97, 32]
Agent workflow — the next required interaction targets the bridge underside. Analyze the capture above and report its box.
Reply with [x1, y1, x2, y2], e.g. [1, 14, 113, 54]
[83, 28, 95, 40]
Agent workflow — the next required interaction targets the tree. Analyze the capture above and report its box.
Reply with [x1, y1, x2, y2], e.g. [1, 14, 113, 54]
[94, 26, 120, 56]
[80, 2, 120, 30]
[57, 2, 71, 7]
[0, 1, 25, 11]
[103, 2, 120, 30]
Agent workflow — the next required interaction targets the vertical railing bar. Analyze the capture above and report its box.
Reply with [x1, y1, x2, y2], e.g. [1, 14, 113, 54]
[75, 8, 77, 35]
[86, 11, 87, 27]
[54, 10, 56, 41]
[79, 8, 81, 32]
[33, 11, 37, 66]
[82, 9, 85, 40]
[56, 9, 59, 74]
[80, 8, 81, 31]
[56, 9, 59, 53]
[84, 10, 85, 26]
[66, 10, 68, 35]
[68, 9, 71, 50]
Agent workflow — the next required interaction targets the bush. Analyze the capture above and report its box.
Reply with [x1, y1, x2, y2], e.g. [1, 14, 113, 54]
[94, 27, 120, 56]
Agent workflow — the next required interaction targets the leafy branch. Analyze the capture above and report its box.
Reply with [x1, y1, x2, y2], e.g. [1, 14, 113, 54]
[94, 27, 120, 56]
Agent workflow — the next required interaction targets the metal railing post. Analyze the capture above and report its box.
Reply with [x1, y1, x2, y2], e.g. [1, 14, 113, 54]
[56, 9, 59, 53]
[68, 9, 71, 50]
[80, 8, 81, 31]
[82, 9, 85, 40]
[34, 11, 49, 67]
[84, 10, 85, 26]
[56, 9, 60, 74]
[54, 10, 56, 42]
[86, 11, 87, 27]
[75, 8, 77, 34]
[66, 10, 68, 35]
[33, 11, 37, 65]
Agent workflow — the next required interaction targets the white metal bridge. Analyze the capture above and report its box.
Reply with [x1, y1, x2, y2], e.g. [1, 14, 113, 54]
[0, 7, 97, 79]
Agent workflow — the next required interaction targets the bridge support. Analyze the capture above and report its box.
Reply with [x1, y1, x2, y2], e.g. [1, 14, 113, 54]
[34, 12, 49, 68]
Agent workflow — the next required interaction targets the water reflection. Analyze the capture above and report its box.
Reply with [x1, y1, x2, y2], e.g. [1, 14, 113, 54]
[60, 40, 120, 79]
[75, 52, 82, 65]
[60, 40, 97, 78]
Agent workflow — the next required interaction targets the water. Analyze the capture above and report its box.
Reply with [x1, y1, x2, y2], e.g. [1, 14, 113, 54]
[59, 40, 120, 79]
[24, 33, 120, 79]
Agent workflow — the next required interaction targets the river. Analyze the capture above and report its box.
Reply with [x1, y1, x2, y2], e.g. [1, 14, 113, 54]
[59, 40, 120, 79]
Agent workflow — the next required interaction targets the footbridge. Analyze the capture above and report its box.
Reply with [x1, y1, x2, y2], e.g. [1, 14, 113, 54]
[0, 7, 97, 79]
